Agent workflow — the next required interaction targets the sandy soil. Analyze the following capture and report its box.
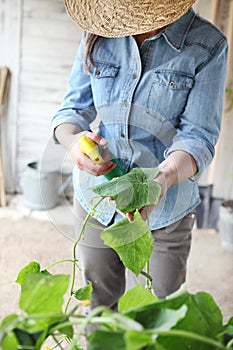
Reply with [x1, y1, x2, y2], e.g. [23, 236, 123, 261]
[0, 198, 233, 328]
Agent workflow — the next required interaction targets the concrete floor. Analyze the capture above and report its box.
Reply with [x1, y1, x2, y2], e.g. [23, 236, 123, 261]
[0, 195, 233, 326]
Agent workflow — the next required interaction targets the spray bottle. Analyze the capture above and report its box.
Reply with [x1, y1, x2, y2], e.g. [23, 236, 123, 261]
[77, 134, 126, 180]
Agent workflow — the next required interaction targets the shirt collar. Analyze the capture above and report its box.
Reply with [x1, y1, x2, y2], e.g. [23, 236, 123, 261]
[162, 8, 196, 52]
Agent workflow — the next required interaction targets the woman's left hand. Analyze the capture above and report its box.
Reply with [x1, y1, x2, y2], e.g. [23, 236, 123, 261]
[125, 170, 168, 222]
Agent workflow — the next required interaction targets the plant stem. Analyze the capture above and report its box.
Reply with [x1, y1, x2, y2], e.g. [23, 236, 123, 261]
[144, 207, 154, 294]
[145, 261, 150, 290]
[146, 329, 227, 349]
[64, 197, 104, 313]
[66, 306, 110, 350]
[51, 335, 65, 349]
[44, 259, 80, 271]
[226, 338, 233, 348]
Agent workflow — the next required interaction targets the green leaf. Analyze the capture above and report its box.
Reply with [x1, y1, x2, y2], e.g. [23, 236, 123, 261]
[124, 330, 152, 350]
[222, 316, 233, 346]
[13, 328, 44, 348]
[74, 281, 93, 301]
[16, 261, 41, 285]
[16, 264, 71, 336]
[0, 332, 18, 350]
[124, 306, 187, 350]
[0, 314, 18, 333]
[92, 167, 161, 212]
[101, 212, 154, 276]
[225, 87, 233, 94]
[0, 314, 19, 349]
[136, 306, 188, 332]
[124, 333, 171, 350]
[88, 330, 126, 350]
[118, 284, 158, 314]
[125, 291, 224, 350]
[19, 273, 69, 316]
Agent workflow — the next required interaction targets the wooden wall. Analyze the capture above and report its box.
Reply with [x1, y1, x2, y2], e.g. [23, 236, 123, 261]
[0, 0, 82, 192]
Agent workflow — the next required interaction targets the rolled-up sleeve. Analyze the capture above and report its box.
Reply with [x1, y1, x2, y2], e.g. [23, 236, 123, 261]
[165, 38, 228, 181]
[51, 37, 96, 142]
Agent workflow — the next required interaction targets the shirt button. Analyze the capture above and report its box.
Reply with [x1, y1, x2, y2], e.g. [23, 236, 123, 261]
[132, 74, 137, 79]
[123, 101, 128, 107]
[95, 70, 100, 76]
[169, 81, 175, 87]
[121, 133, 125, 138]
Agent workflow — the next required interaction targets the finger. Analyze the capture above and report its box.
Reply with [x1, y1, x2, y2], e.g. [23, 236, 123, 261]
[102, 146, 111, 162]
[85, 131, 107, 146]
[125, 212, 134, 223]
[81, 157, 116, 177]
[96, 162, 116, 176]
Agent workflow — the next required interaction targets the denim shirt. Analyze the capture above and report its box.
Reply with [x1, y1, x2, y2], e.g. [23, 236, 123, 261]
[51, 8, 228, 230]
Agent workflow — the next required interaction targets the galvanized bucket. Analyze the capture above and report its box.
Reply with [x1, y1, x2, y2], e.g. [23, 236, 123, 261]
[21, 161, 69, 210]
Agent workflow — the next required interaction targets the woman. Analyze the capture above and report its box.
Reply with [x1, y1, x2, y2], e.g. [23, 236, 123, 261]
[51, 0, 228, 310]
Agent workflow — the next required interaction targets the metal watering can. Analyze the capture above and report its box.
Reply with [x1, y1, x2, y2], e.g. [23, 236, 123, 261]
[21, 161, 72, 210]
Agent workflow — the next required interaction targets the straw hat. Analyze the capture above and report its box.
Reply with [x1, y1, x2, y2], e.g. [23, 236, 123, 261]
[64, 0, 195, 38]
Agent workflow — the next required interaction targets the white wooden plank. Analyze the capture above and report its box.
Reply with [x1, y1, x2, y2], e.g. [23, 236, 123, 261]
[0, 0, 22, 193]
[21, 36, 80, 59]
[20, 70, 70, 90]
[22, 17, 81, 41]
[15, 0, 82, 192]
[23, 0, 73, 21]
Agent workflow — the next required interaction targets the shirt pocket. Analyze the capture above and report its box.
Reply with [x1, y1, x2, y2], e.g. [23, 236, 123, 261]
[89, 61, 120, 106]
[147, 70, 194, 121]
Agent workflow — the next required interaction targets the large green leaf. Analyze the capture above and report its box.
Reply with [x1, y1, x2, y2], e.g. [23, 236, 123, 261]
[101, 212, 154, 276]
[92, 167, 161, 212]
[124, 304, 187, 350]
[118, 284, 158, 314]
[19, 273, 69, 316]
[125, 291, 224, 350]
[124, 330, 152, 350]
[88, 330, 126, 350]
[16, 261, 41, 285]
[15, 261, 71, 342]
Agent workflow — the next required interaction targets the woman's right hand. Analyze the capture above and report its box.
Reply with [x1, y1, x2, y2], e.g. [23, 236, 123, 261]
[69, 131, 116, 176]
[55, 124, 116, 177]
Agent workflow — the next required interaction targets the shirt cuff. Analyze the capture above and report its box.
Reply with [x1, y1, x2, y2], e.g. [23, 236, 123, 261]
[50, 114, 90, 144]
[164, 138, 213, 182]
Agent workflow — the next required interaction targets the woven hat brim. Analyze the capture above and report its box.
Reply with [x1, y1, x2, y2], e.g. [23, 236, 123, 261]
[64, 0, 195, 38]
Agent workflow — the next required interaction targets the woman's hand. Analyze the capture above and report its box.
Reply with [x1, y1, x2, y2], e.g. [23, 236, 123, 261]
[55, 124, 116, 177]
[125, 150, 197, 222]
[125, 170, 168, 222]
[69, 131, 116, 176]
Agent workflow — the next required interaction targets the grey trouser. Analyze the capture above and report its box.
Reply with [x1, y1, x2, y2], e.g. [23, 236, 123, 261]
[74, 197, 195, 310]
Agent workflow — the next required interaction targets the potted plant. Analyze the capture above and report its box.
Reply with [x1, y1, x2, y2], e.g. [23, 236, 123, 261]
[1, 168, 233, 350]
